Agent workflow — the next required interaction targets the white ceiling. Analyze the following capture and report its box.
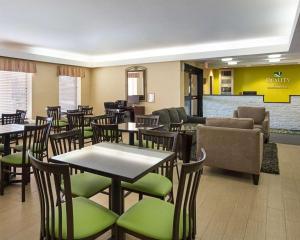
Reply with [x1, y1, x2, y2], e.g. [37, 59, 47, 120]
[0, 0, 299, 67]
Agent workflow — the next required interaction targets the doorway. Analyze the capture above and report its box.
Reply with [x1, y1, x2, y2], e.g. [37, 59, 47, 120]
[184, 64, 203, 116]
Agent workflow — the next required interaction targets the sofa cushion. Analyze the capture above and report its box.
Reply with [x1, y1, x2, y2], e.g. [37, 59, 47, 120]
[206, 118, 254, 129]
[152, 109, 170, 125]
[237, 107, 266, 124]
[176, 107, 188, 123]
[167, 108, 180, 123]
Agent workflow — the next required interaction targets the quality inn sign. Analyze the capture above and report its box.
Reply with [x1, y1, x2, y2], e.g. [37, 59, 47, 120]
[266, 72, 290, 88]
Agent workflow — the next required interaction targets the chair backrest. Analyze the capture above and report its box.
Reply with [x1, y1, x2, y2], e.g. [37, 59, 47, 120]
[81, 107, 93, 115]
[172, 148, 206, 240]
[67, 112, 84, 135]
[1, 113, 21, 125]
[92, 115, 114, 125]
[50, 129, 83, 156]
[78, 105, 89, 111]
[46, 106, 61, 126]
[135, 115, 159, 126]
[36, 116, 53, 126]
[138, 129, 178, 180]
[104, 102, 116, 109]
[67, 109, 80, 114]
[169, 121, 183, 132]
[91, 122, 119, 144]
[138, 129, 178, 152]
[22, 123, 52, 163]
[29, 152, 74, 240]
[16, 110, 27, 123]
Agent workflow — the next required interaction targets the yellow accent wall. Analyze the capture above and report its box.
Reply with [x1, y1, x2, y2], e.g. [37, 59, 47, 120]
[212, 65, 300, 102]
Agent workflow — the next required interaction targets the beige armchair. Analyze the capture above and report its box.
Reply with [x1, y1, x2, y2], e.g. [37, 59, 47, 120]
[234, 106, 270, 142]
[197, 118, 263, 185]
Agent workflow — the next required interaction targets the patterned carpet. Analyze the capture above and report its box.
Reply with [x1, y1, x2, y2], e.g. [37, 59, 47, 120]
[261, 143, 279, 174]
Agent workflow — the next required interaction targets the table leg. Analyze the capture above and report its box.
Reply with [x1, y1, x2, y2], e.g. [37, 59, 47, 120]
[111, 178, 124, 240]
[129, 132, 135, 145]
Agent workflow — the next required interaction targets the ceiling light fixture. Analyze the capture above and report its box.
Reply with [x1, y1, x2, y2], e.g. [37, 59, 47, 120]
[268, 54, 282, 59]
[268, 58, 281, 63]
[228, 61, 238, 65]
[222, 58, 233, 62]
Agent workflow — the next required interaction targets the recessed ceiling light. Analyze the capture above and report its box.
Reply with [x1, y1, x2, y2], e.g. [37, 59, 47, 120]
[268, 54, 281, 59]
[222, 58, 233, 62]
[228, 61, 238, 65]
[269, 58, 281, 63]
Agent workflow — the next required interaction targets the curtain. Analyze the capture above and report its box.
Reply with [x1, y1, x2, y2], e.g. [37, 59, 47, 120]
[0, 58, 37, 73]
[57, 65, 85, 78]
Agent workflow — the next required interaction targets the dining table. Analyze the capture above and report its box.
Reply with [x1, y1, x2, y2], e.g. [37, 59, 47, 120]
[50, 142, 175, 240]
[118, 122, 164, 145]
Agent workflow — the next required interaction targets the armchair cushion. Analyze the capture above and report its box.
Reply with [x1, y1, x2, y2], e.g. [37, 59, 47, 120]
[237, 107, 266, 124]
[152, 109, 170, 124]
[176, 107, 188, 123]
[206, 118, 254, 129]
[167, 108, 180, 123]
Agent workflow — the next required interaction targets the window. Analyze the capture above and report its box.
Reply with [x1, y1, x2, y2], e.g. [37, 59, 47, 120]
[0, 70, 32, 118]
[59, 76, 81, 112]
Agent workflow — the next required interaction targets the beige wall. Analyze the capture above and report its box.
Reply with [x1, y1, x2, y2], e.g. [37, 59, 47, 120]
[31, 62, 90, 118]
[90, 61, 182, 115]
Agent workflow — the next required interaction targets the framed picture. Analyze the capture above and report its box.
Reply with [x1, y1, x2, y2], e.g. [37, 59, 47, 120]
[148, 92, 155, 103]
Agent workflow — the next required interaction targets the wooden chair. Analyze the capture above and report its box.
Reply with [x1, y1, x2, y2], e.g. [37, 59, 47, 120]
[78, 105, 89, 111]
[16, 110, 27, 124]
[0, 123, 51, 202]
[117, 148, 206, 240]
[121, 129, 178, 203]
[49, 130, 112, 200]
[29, 152, 117, 240]
[81, 106, 93, 115]
[46, 106, 68, 133]
[135, 115, 159, 126]
[67, 112, 93, 143]
[91, 122, 119, 144]
[13, 116, 53, 159]
[169, 120, 183, 132]
[92, 115, 115, 125]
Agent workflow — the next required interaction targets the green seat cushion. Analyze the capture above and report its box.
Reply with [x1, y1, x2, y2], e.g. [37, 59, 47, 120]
[84, 130, 93, 138]
[53, 120, 68, 127]
[1, 152, 28, 165]
[121, 173, 172, 197]
[117, 198, 189, 240]
[64, 172, 111, 198]
[84, 126, 92, 131]
[53, 197, 118, 239]
[13, 143, 45, 152]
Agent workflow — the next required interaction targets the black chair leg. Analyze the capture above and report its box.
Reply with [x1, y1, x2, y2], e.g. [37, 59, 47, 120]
[252, 174, 260, 185]
[21, 167, 26, 202]
[138, 193, 143, 201]
[0, 163, 4, 195]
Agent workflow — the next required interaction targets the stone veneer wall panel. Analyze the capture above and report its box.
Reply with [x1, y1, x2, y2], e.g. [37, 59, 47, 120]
[203, 96, 300, 130]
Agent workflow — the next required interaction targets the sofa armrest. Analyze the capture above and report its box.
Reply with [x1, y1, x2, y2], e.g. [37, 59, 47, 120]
[187, 116, 206, 124]
[233, 110, 238, 118]
[262, 111, 270, 138]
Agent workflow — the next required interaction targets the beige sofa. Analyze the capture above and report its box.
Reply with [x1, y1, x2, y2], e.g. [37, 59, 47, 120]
[233, 106, 270, 142]
[197, 118, 263, 185]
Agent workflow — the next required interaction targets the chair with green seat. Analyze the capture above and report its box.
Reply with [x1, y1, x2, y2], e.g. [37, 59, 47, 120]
[122, 129, 178, 203]
[117, 148, 206, 240]
[50, 129, 112, 200]
[67, 112, 93, 143]
[91, 122, 119, 144]
[47, 106, 68, 133]
[29, 152, 118, 240]
[13, 116, 53, 158]
[0, 123, 51, 202]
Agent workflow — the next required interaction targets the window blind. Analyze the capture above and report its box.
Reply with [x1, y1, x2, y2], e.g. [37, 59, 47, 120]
[59, 76, 80, 112]
[0, 70, 32, 116]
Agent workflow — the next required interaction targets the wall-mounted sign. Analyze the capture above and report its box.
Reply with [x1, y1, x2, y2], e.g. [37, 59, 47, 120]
[266, 72, 290, 89]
